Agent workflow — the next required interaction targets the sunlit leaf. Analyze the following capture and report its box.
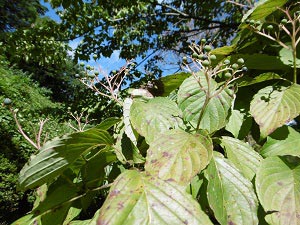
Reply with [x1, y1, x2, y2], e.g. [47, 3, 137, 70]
[250, 84, 300, 138]
[261, 125, 300, 157]
[178, 73, 233, 133]
[145, 129, 213, 186]
[130, 97, 183, 143]
[94, 117, 121, 130]
[205, 153, 258, 225]
[98, 170, 213, 225]
[221, 136, 263, 180]
[256, 156, 300, 225]
[123, 98, 137, 145]
[242, 0, 288, 21]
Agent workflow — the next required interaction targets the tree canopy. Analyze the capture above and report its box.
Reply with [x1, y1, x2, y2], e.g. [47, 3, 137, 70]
[46, 0, 254, 75]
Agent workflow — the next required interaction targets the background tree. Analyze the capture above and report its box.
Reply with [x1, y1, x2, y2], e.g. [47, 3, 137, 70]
[0, 0, 46, 33]
[46, 0, 255, 76]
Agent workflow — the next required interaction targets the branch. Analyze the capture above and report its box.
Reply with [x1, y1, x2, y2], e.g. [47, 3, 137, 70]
[10, 108, 39, 150]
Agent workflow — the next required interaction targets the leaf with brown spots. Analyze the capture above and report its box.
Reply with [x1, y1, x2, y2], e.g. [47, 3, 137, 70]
[250, 83, 300, 138]
[205, 152, 258, 225]
[145, 129, 213, 186]
[97, 170, 213, 225]
[256, 156, 300, 225]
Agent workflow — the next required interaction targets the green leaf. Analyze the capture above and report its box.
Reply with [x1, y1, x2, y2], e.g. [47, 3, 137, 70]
[159, 72, 190, 97]
[130, 97, 183, 143]
[250, 84, 300, 138]
[18, 128, 113, 190]
[220, 136, 263, 180]
[123, 98, 137, 145]
[94, 117, 121, 130]
[205, 153, 258, 225]
[238, 72, 282, 87]
[12, 214, 41, 225]
[81, 150, 116, 188]
[242, 0, 289, 21]
[178, 73, 233, 133]
[41, 202, 71, 225]
[232, 54, 289, 70]
[33, 174, 80, 215]
[98, 170, 213, 225]
[225, 109, 245, 138]
[114, 130, 145, 165]
[145, 129, 213, 186]
[261, 126, 300, 157]
[256, 156, 300, 225]
[63, 206, 82, 225]
[69, 209, 99, 225]
[186, 174, 204, 199]
[279, 47, 300, 68]
[210, 45, 236, 56]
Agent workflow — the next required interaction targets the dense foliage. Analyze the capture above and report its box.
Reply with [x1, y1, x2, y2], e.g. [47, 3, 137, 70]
[11, 1, 300, 225]
[0, 56, 73, 223]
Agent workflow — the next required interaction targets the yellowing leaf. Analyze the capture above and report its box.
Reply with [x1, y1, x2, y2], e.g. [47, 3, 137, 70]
[145, 129, 213, 186]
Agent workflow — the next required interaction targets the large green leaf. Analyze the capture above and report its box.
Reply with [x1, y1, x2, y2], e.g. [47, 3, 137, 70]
[145, 129, 213, 186]
[130, 97, 183, 143]
[221, 136, 263, 180]
[97, 170, 213, 225]
[18, 128, 113, 190]
[178, 73, 233, 133]
[160, 72, 191, 97]
[242, 0, 288, 21]
[256, 156, 300, 225]
[261, 126, 300, 157]
[250, 84, 300, 138]
[205, 153, 258, 225]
